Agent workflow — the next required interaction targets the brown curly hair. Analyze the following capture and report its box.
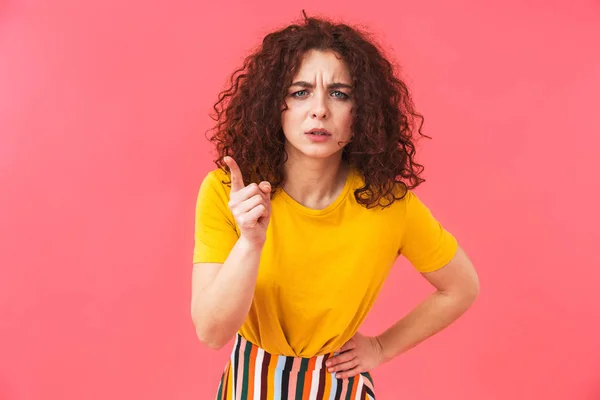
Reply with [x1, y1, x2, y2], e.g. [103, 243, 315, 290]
[207, 11, 430, 208]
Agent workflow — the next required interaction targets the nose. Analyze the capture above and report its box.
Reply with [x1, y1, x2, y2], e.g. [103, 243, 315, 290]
[310, 92, 329, 120]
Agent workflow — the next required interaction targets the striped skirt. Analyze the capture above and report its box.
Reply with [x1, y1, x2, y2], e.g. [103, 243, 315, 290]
[216, 334, 376, 399]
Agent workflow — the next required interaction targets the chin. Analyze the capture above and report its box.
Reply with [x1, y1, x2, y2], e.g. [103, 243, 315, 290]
[284, 137, 346, 160]
[299, 147, 344, 160]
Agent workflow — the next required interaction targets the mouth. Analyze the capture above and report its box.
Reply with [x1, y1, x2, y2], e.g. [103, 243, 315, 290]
[305, 128, 332, 136]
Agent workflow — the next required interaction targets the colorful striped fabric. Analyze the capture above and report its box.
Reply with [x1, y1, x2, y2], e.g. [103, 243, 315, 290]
[216, 334, 376, 400]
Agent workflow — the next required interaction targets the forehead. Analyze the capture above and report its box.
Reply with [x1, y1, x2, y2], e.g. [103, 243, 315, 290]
[293, 49, 352, 81]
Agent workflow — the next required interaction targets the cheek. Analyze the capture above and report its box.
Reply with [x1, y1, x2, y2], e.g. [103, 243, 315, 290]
[282, 108, 303, 126]
[341, 107, 354, 129]
[281, 110, 302, 138]
[281, 109, 292, 127]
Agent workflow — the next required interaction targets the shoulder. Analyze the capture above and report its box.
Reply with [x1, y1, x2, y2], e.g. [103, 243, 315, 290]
[349, 167, 415, 210]
[402, 189, 434, 216]
[202, 167, 229, 184]
[198, 167, 232, 201]
[201, 167, 231, 189]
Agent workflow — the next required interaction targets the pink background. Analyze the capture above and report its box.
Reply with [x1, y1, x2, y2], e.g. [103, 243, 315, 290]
[1, 0, 599, 399]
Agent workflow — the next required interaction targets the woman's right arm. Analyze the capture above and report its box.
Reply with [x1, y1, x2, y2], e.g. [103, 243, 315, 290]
[191, 157, 271, 350]
[191, 237, 264, 349]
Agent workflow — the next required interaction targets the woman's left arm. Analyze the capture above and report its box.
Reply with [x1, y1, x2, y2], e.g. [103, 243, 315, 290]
[376, 245, 479, 362]
[327, 246, 479, 378]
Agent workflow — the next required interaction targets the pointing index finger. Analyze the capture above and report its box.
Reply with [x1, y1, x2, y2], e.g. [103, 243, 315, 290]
[224, 156, 244, 192]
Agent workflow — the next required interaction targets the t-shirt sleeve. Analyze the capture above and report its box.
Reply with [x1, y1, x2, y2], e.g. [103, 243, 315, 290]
[399, 190, 458, 273]
[193, 170, 239, 264]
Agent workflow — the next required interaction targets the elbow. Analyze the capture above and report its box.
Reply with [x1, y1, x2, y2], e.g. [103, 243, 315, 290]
[463, 274, 480, 306]
[192, 318, 230, 350]
[471, 269, 481, 298]
[197, 332, 228, 350]
[460, 258, 480, 305]
[191, 302, 233, 350]
[444, 275, 480, 308]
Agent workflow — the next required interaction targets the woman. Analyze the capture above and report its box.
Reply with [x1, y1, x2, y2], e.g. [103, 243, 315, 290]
[191, 12, 479, 399]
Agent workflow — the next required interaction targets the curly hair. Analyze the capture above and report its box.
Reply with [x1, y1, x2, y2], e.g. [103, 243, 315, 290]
[207, 11, 430, 209]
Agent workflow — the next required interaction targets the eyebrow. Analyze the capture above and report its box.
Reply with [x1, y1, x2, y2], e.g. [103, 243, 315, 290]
[289, 81, 353, 90]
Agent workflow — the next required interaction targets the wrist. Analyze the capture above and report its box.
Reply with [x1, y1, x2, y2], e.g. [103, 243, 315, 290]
[237, 235, 265, 252]
[374, 334, 393, 363]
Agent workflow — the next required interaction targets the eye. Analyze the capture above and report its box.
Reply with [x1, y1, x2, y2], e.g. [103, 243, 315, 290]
[291, 90, 308, 98]
[331, 90, 350, 99]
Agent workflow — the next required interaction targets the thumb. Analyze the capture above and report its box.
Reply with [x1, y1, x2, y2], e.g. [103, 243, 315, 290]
[259, 181, 271, 195]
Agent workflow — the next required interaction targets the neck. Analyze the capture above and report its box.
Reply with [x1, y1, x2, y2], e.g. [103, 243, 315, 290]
[281, 151, 349, 210]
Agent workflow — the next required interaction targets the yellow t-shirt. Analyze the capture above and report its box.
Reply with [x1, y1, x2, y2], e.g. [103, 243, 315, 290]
[193, 166, 458, 357]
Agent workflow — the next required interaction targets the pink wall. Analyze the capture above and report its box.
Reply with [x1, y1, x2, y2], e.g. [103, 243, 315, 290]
[1, 1, 599, 399]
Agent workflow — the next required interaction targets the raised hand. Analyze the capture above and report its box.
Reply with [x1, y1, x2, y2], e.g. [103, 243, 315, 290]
[224, 156, 272, 247]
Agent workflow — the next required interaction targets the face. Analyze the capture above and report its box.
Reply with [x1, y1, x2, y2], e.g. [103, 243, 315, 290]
[281, 49, 355, 161]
